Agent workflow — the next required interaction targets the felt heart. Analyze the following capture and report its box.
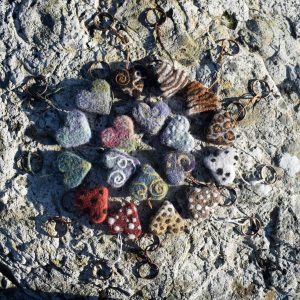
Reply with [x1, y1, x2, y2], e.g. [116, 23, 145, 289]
[132, 101, 170, 135]
[56, 110, 92, 148]
[107, 202, 142, 239]
[185, 81, 220, 115]
[154, 61, 189, 98]
[75, 186, 109, 224]
[150, 201, 185, 235]
[57, 151, 91, 189]
[130, 164, 168, 201]
[103, 149, 140, 188]
[203, 148, 238, 185]
[187, 186, 223, 220]
[76, 80, 112, 114]
[113, 66, 146, 98]
[100, 115, 134, 149]
[160, 115, 195, 152]
[164, 152, 195, 185]
[206, 110, 235, 145]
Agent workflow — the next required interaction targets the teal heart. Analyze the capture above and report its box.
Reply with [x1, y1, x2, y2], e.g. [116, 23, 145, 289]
[57, 151, 91, 189]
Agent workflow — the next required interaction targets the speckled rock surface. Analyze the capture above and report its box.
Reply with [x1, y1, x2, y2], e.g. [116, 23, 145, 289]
[0, 0, 300, 299]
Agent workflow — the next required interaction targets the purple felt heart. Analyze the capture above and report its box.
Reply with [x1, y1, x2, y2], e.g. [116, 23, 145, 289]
[132, 101, 170, 135]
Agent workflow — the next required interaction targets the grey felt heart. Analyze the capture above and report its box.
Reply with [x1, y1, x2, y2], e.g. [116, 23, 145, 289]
[76, 80, 112, 114]
[132, 101, 170, 135]
[56, 110, 92, 148]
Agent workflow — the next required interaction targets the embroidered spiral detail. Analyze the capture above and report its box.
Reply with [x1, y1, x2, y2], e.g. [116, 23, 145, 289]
[177, 154, 193, 171]
[131, 182, 148, 201]
[108, 170, 127, 188]
[149, 179, 168, 200]
[114, 69, 130, 87]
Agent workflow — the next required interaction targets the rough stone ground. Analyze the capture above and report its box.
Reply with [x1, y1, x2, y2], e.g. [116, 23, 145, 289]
[0, 0, 300, 299]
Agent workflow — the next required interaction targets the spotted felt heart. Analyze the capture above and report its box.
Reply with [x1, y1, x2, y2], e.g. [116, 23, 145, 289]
[132, 101, 170, 135]
[130, 164, 168, 201]
[107, 202, 142, 239]
[187, 186, 223, 220]
[206, 110, 235, 145]
[103, 149, 140, 188]
[164, 152, 195, 185]
[56, 110, 92, 148]
[100, 115, 134, 149]
[150, 201, 185, 235]
[76, 80, 112, 114]
[57, 151, 91, 189]
[75, 186, 109, 224]
[203, 147, 238, 185]
[160, 115, 195, 152]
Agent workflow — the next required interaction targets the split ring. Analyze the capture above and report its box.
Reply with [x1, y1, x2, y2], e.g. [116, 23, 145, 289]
[217, 39, 240, 56]
[249, 80, 271, 98]
[220, 187, 237, 207]
[44, 217, 71, 238]
[135, 259, 159, 279]
[145, 7, 167, 27]
[240, 216, 261, 237]
[227, 102, 247, 122]
[258, 164, 277, 184]
[92, 260, 113, 280]
[93, 12, 115, 31]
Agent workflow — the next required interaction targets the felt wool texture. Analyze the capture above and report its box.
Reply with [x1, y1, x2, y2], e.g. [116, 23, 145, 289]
[56, 110, 92, 148]
[187, 186, 223, 220]
[107, 202, 142, 239]
[75, 186, 109, 224]
[160, 115, 195, 152]
[100, 115, 134, 149]
[57, 151, 91, 189]
[130, 164, 168, 201]
[185, 81, 220, 115]
[154, 61, 189, 98]
[150, 201, 185, 235]
[103, 149, 140, 188]
[76, 80, 111, 114]
[132, 101, 171, 135]
[206, 110, 235, 145]
[113, 67, 145, 98]
[203, 148, 238, 185]
[164, 151, 195, 185]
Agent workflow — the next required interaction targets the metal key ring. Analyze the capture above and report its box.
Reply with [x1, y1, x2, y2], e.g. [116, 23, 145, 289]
[217, 39, 240, 56]
[87, 60, 112, 80]
[24, 75, 48, 98]
[61, 190, 78, 213]
[249, 79, 271, 98]
[220, 187, 237, 207]
[16, 150, 44, 174]
[135, 259, 159, 279]
[138, 233, 160, 252]
[240, 216, 261, 237]
[227, 101, 247, 122]
[92, 260, 113, 280]
[257, 164, 277, 184]
[93, 12, 115, 31]
[145, 6, 167, 27]
[44, 217, 71, 238]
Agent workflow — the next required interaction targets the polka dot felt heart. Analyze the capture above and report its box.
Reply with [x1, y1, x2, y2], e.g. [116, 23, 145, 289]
[107, 202, 142, 239]
[75, 186, 109, 224]
[100, 115, 134, 149]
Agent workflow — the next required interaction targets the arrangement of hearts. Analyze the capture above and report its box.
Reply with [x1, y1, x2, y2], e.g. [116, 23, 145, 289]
[23, 9, 275, 245]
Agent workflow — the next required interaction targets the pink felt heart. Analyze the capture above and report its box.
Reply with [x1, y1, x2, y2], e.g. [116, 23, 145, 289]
[100, 115, 134, 148]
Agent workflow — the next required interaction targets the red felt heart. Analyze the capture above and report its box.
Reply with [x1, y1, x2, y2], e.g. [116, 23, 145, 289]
[107, 202, 142, 239]
[75, 186, 109, 224]
[100, 115, 134, 148]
